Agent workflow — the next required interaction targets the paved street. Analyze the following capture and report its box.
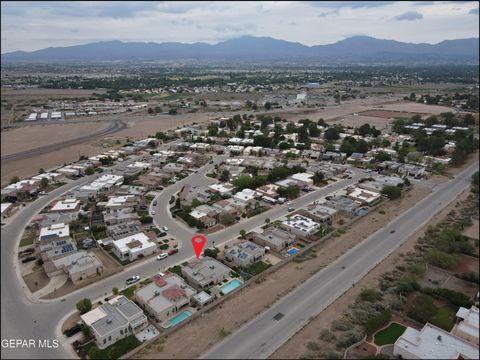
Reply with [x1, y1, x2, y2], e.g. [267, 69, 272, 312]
[201, 160, 479, 359]
[0, 150, 360, 359]
[1, 142, 476, 360]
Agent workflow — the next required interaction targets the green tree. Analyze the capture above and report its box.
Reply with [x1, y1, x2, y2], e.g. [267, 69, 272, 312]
[40, 177, 49, 188]
[219, 213, 236, 226]
[112, 287, 119, 295]
[168, 108, 177, 115]
[208, 124, 219, 136]
[85, 167, 95, 175]
[382, 185, 401, 200]
[312, 172, 324, 185]
[219, 169, 230, 182]
[240, 229, 246, 238]
[264, 102, 272, 110]
[324, 127, 340, 140]
[308, 122, 320, 137]
[10, 176, 20, 184]
[38, 168, 45, 174]
[408, 294, 438, 323]
[426, 250, 459, 269]
[76, 298, 92, 314]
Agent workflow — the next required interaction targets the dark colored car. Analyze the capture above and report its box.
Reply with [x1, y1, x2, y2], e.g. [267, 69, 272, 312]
[21, 256, 37, 263]
[64, 323, 84, 337]
[168, 248, 179, 256]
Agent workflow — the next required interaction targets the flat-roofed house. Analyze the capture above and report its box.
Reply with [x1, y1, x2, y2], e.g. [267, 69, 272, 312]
[224, 241, 265, 267]
[81, 295, 148, 349]
[393, 323, 479, 359]
[111, 232, 156, 262]
[252, 228, 296, 252]
[181, 258, 231, 290]
[281, 215, 321, 239]
[452, 306, 479, 345]
[304, 204, 338, 224]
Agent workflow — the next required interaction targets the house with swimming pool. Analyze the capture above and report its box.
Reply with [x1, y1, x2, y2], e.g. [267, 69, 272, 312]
[181, 258, 231, 290]
[135, 274, 197, 323]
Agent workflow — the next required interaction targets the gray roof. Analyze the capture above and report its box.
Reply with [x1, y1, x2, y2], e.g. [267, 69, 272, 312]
[90, 296, 144, 337]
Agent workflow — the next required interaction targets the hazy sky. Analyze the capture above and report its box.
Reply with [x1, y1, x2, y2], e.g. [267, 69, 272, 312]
[1, 1, 479, 53]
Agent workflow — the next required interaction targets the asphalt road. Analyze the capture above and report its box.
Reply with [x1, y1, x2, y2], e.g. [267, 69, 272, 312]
[0, 150, 361, 359]
[1, 120, 127, 162]
[201, 160, 479, 359]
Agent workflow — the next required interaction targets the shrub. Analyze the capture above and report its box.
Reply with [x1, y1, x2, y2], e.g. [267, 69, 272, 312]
[359, 288, 383, 302]
[320, 329, 336, 342]
[364, 309, 391, 335]
[422, 288, 472, 308]
[331, 318, 351, 331]
[426, 250, 459, 269]
[336, 331, 363, 348]
[396, 274, 420, 294]
[306, 341, 320, 351]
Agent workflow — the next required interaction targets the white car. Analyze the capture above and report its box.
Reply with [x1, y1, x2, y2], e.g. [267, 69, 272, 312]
[125, 276, 140, 285]
[151, 210, 156, 215]
[161, 226, 168, 232]
[157, 253, 168, 260]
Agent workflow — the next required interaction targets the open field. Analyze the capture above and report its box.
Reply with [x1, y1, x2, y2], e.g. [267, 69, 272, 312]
[135, 184, 431, 359]
[359, 110, 421, 119]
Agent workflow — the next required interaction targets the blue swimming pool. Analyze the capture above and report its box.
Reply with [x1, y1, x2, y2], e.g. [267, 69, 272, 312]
[167, 310, 192, 327]
[287, 247, 299, 256]
[220, 279, 242, 294]
[354, 207, 369, 217]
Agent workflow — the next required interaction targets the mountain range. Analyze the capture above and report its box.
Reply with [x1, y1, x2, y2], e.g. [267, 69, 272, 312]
[2, 36, 479, 63]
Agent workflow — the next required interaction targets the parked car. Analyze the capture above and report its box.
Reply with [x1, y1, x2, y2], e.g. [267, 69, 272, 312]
[151, 211, 156, 215]
[157, 253, 168, 260]
[161, 226, 168, 232]
[38, 191, 47, 196]
[288, 207, 295, 212]
[125, 276, 140, 285]
[167, 248, 178, 256]
[209, 160, 214, 164]
[64, 323, 84, 337]
[21, 256, 37, 263]
[152, 201, 157, 206]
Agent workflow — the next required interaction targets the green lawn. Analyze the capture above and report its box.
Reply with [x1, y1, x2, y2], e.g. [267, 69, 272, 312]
[431, 306, 455, 331]
[19, 236, 34, 247]
[120, 285, 137, 299]
[244, 261, 272, 276]
[374, 323, 407, 346]
[84, 335, 141, 359]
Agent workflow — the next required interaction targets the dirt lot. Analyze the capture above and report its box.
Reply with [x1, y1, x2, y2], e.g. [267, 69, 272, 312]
[359, 110, 421, 119]
[463, 219, 479, 240]
[330, 114, 391, 129]
[134, 184, 431, 359]
[270, 187, 472, 359]
[23, 267, 50, 293]
[375, 102, 456, 115]
[1, 122, 107, 156]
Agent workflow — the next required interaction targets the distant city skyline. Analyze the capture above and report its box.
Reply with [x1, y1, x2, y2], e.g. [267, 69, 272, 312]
[1, 1, 479, 53]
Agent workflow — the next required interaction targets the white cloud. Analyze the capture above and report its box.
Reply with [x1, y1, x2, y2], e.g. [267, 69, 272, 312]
[1, 1, 478, 52]
[394, 11, 423, 21]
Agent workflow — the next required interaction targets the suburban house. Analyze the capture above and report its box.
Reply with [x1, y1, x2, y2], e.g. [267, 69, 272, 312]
[106, 221, 142, 240]
[135, 274, 197, 323]
[281, 215, 321, 239]
[111, 232, 157, 262]
[323, 195, 360, 216]
[43, 250, 103, 284]
[103, 208, 138, 226]
[304, 204, 338, 224]
[81, 295, 148, 350]
[233, 188, 262, 204]
[224, 241, 265, 267]
[181, 258, 231, 290]
[50, 198, 81, 212]
[347, 188, 381, 205]
[252, 227, 296, 253]
[256, 184, 280, 199]
[452, 306, 479, 345]
[393, 323, 479, 360]
[290, 172, 314, 186]
[39, 223, 70, 242]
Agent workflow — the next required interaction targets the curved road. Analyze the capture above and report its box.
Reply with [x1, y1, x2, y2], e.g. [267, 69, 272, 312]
[1, 120, 127, 162]
[0, 149, 361, 359]
[2, 140, 476, 359]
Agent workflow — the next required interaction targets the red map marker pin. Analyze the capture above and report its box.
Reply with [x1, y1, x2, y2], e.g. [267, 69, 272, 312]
[191, 235, 206, 258]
